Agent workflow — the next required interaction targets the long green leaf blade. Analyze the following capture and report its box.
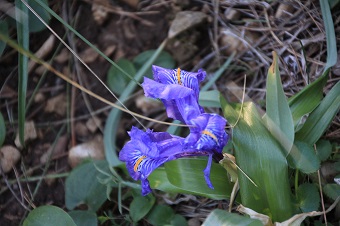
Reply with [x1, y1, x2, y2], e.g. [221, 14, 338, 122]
[15, 0, 29, 146]
[266, 51, 294, 153]
[295, 80, 340, 145]
[221, 98, 293, 222]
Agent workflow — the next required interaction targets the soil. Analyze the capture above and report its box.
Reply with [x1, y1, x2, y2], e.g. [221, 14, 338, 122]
[0, 0, 339, 225]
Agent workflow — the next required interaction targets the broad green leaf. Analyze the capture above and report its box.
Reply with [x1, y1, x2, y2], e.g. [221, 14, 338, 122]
[107, 58, 136, 95]
[23, 205, 76, 226]
[323, 184, 340, 200]
[133, 50, 175, 77]
[221, 98, 293, 222]
[148, 167, 187, 194]
[146, 205, 175, 226]
[0, 20, 8, 56]
[0, 112, 5, 147]
[165, 158, 233, 200]
[130, 195, 156, 222]
[287, 141, 320, 174]
[316, 139, 332, 161]
[202, 209, 263, 226]
[295, 80, 340, 145]
[68, 210, 97, 226]
[170, 214, 187, 226]
[266, 51, 294, 153]
[27, 0, 51, 32]
[296, 183, 320, 212]
[65, 160, 111, 211]
[199, 90, 221, 108]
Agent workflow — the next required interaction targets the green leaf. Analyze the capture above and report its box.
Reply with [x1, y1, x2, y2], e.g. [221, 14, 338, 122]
[65, 160, 111, 211]
[26, 0, 51, 32]
[0, 112, 5, 147]
[148, 167, 186, 194]
[287, 141, 320, 174]
[265, 51, 294, 153]
[221, 98, 293, 222]
[202, 209, 263, 226]
[130, 195, 156, 222]
[16, 0, 29, 147]
[323, 184, 340, 200]
[316, 139, 332, 161]
[23, 205, 76, 226]
[0, 20, 8, 56]
[165, 158, 233, 200]
[170, 214, 187, 226]
[295, 81, 340, 145]
[68, 210, 97, 226]
[107, 58, 136, 95]
[133, 50, 175, 77]
[296, 183, 320, 212]
[146, 205, 175, 226]
[199, 90, 221, 108]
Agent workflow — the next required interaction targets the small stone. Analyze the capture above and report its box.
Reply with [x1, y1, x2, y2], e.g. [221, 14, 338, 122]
[86, 116, 102, 133]
[135, 96, 162, 113]
[45, 94, 67, 116]
[68, 135, 105, 168]
[14, 121, 37, 148]
[0, 145, 21, 173]
[75, 122, 90, 138]
[34, 92, 45, 103]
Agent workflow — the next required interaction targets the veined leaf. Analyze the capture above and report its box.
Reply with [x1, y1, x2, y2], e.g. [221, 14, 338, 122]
[203, 209, 263, 226]
[23, 206, 76, 226]
[287, 141, 320, 174]
[221, 98, 293, 222]
[65, 160, 111, 211]
[129, 195, 155, 222]
[295, 81, 340, 145]
[165, 158, 233, 200]
[68, 210, 97, 226]
[265, 51, 294, 153]
[296, 183, 320, 212]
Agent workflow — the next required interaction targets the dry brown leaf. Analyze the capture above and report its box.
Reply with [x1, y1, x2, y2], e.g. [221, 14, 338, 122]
[79, 47, 99, 63]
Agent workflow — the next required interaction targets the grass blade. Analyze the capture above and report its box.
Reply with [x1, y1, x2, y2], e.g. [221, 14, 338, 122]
[15, 0, 29, 146]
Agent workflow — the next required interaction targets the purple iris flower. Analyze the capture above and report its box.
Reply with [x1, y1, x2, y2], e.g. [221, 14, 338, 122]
[184, 113, 229, 189]
[119, 127, 211, 196]
[151, 65, 206, 100]
[142, 66, 206, 124]
[142, 77, 202, 124]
